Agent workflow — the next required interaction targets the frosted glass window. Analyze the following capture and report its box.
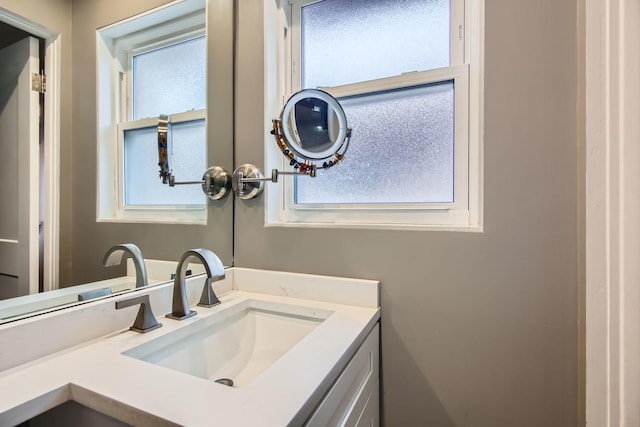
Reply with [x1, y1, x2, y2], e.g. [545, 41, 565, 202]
[132, 36, 206, 119]
[124, 119, 206, 205]
[301, 0, 450, 88]
[295, 82, 454, 204]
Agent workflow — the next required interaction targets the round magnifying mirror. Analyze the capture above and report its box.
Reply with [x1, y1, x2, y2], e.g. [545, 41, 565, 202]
[280, 89, 349, 161]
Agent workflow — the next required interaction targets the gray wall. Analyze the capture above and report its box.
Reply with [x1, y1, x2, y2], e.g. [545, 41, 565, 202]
[67, 0, 234, 286]
[234, 1, 580, 426]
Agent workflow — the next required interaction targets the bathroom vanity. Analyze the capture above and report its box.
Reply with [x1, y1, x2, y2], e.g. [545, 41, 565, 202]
[0, 268, 380, 426]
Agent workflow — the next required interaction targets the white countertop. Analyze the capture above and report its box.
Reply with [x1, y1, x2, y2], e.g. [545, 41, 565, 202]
[0, 268, 380, 426]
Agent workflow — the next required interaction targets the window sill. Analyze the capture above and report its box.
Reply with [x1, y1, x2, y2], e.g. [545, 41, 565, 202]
[264, 220, 483, 233]
[97, 207, 207, 225]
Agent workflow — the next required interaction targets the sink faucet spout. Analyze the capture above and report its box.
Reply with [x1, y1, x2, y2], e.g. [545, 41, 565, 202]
[167, 248, 225, 320]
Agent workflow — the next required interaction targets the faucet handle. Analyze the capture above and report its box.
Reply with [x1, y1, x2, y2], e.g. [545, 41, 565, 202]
[116, 294, 162, 333]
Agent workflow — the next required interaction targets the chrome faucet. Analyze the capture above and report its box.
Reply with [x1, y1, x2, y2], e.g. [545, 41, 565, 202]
[167, 248, 225, 320]
[103, 243, 148, 288]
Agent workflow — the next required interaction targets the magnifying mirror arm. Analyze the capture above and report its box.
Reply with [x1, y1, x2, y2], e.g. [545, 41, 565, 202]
[274, 168, 317, 178]
[231, 165, 319, 200]
[169, 177, 205, 186]
[238, 168, 317, 184]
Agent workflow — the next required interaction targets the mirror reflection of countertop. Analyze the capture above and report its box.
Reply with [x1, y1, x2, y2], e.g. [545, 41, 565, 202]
[0, 278, 134, 322]
[0, 260, 207, 325]
[0, 268, 380, 426]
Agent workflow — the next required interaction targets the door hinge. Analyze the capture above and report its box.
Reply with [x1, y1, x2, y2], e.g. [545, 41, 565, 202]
[31, 72, 46, 94]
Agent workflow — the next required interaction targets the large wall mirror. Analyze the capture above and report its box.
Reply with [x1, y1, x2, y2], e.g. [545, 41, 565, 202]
[0, 0, 234, 324]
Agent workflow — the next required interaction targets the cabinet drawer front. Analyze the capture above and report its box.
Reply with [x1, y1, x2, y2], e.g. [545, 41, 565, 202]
[305, 323, 380, 427]
[354, 384, 380, 427]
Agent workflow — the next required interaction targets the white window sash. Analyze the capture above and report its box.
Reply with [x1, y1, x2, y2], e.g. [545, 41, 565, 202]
[319, 65, 468, 98]
[288, 0, 466, 93]
[123, 29, 205, 122]
[267, 0, 478, 229]
[280, 67, 470, 223]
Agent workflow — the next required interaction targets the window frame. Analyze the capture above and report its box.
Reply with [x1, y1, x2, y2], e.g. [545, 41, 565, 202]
[266, 0, 483, 230]
[96, 1, 208, 224]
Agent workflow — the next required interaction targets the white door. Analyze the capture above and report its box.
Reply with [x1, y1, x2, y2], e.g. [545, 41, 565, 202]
[586, 0, 640, 425]
[0, 36, 40, 299]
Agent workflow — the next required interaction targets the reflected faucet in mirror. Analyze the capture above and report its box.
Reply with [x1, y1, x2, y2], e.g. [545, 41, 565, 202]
[167, 248, 225, 321]
[103, 244, 148, 288]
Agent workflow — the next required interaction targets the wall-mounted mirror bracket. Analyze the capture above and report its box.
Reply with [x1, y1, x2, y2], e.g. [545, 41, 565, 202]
[232, 164, 267, 200]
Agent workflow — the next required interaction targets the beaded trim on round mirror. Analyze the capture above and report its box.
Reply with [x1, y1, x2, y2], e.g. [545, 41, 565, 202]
[231, 89, 353, 199]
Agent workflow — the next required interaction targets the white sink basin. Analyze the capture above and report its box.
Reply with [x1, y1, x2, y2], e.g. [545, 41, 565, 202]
[123, 299, 333, 387]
